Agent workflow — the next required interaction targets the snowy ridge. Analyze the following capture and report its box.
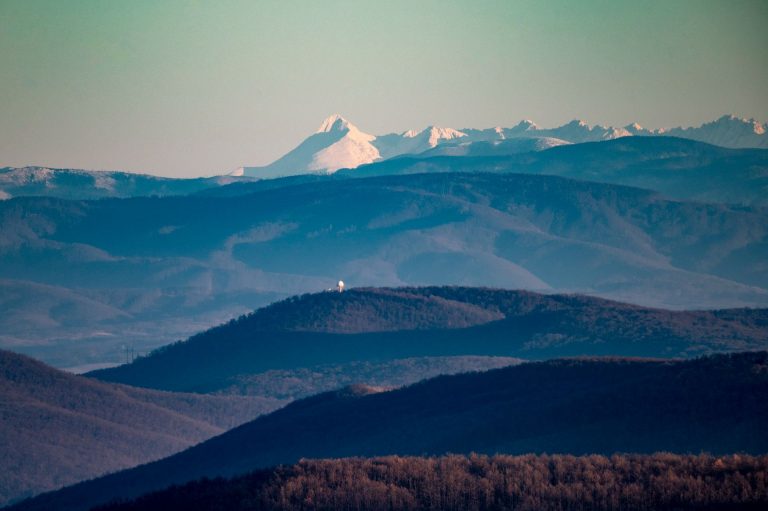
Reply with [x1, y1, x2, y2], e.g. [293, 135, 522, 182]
[239, 114, 768, 178]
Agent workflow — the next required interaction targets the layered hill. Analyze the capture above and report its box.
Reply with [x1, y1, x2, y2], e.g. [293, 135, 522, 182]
[0, 350, 282, 507]
[16, 352, 768, 511]
[346, 136, 768, 205]
[3, 171, 768, 368]
[89, 287, 768, 394]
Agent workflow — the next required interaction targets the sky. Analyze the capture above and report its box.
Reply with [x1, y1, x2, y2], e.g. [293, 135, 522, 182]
[1, 0, 767, 177]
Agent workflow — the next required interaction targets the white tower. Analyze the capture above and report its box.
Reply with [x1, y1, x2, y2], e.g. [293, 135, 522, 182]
[337, 280, 345, 292]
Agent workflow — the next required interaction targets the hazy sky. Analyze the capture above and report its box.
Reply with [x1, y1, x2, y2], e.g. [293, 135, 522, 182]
[1, 0, 767, 177]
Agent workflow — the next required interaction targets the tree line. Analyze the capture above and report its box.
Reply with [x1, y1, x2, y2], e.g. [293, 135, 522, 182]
[95, 453, 768, 511]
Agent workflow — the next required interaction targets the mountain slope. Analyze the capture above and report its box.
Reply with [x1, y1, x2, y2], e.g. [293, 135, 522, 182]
[16, 352, 768, 511]
[2, 171, 768, 368]
[0, 350, 282, 507]
[88, 287, 768, 393]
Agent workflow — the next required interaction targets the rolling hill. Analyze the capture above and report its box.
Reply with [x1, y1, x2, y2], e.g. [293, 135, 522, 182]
[15, 352, 768, 511]
[0, 350, 282, 507]
[3, 171, 767, 369]
[87, 287, 768, 393]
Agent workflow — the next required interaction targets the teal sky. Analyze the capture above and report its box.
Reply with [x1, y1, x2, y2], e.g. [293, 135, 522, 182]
[1, 0, 767, 177]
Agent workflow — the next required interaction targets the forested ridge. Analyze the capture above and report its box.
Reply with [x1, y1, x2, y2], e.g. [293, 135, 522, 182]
[13, 352, 768, 511]
[93, 453, 768, 511]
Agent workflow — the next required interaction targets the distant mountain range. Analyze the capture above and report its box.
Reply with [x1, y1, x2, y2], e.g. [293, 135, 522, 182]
[88, 287, 768, 394]
[0, 166, 253, 201]
[13, 351, 768, 511]
[237, 114, 768, 177]
[3, 136, 766, 207]
[3, 172, 767, 368]
[0, 350, 281, 507]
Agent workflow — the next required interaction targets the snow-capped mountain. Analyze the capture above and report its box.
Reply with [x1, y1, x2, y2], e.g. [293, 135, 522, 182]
[240, 115, 568, 178]
[237, 115, 381, 178]
[537, 120, 631, 143]
[239, 114, 768, 178]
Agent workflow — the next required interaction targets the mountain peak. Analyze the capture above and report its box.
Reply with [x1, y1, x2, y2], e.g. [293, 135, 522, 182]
[317, 114, 355, 134]
[426, 126, 466, 146]
[399, 126, 466, 146]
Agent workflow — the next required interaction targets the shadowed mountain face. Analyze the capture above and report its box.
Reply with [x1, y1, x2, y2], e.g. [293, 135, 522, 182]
[88, 287, 768, 394]
[2, 172, 767, 368]
[15, 352, 768, 511]
[0, 350, 283, 507]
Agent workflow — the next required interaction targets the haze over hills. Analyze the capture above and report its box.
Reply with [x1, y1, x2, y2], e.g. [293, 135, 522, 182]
[15, 352, 768, 511]
[238, 114, 768, 178]
[88, 287, 768, 394]
[2, 172, 768, 368]
[0, 350, 282, 507]
[3, 2, 767, 509]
